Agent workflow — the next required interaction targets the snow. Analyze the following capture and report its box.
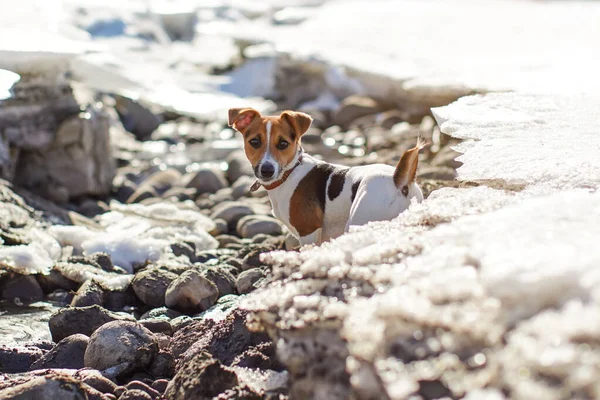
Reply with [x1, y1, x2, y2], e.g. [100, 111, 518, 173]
[0, 69, 19, 100]
[49, 202, 218, 273]
[432, 93, 600, 190]
[0, 243, 54, 275]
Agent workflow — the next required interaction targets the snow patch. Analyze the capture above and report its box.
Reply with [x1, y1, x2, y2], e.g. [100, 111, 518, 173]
[0, 243, 54, 275]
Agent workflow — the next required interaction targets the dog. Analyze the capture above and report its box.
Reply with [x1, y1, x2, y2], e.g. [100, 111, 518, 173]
[228, 107, 426, 246]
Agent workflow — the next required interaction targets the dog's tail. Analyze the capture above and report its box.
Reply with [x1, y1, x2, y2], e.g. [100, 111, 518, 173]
[393, 137, 429, 191]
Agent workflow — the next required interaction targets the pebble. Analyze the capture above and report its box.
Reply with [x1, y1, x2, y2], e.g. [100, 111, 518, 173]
[151, 379, 169, 394]
[200, 267, 236, 297]
[0, 374, 93, 399]
[333, 95, 382, 128]
[140, 307, 182, 320]
[77, 369, 118, 395]
[149, 350, 175, 379]
[30, 334, 89, 370]
[84, 321, 158, 376]
[118, 389, 153, 400]
[236, 268, 266, 294]
[139, 318, 173, 336]
[180, 166, 228, 195]
[140, 168, 182, 195]
[236, 215, 284, 238]
[70, 279, 105, 307]
[230, 175, 254, 199]
[210, 201, 254, 230]
[1, 274, 44, 303]
[0, 345, 44, 373]
[132, 266, 178, 308]
[48, 305, 135, 342]
[165, 270, 219, 314]
[226, 150, 254, 183]
[125, 381, 161, 399]
[36, 270, 78, 293]
[127, 186, 159, 204]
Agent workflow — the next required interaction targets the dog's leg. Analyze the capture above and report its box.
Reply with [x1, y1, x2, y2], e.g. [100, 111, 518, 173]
[299, 229, 321, 246]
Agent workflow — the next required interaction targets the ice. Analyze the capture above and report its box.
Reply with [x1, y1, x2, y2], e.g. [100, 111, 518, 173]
[0, 69, 19, 101]
[432, 93, 600, 190]
[50, 203, 218, 272]
[232, 367, 288, 393]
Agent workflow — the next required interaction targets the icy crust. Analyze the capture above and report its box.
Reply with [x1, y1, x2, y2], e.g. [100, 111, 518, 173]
[245, 188, 600, 398]
[50, 202, 218, 273]
[432, 93, 600, 189]
[266, 0, 600, 96]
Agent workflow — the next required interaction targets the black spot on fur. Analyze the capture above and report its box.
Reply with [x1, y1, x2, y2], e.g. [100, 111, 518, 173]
[327, 168, 349, 201]
[351, 179, 361, 202]
[401, 185, 409, 196]
[311, 163, 336, 212]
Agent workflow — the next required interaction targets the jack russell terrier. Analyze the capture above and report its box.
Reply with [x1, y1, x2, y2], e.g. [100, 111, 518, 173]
[228, 107, 426, 246]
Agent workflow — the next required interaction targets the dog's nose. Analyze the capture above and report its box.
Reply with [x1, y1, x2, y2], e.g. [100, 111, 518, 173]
[260, 163, 275, 178]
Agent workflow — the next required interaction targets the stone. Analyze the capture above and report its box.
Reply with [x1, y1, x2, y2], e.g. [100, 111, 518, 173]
[210, 218, 229, 236]
[70, 280, 105, 307]
[30, 334, 89, 370]
[236, 268, 267, 295]
[231, 342, 282, 371]
[417, 166, 458, 181]
[139, 168, 182, 195]
[200, 267, 236, 297]
[210, 201, 254, 231]
[140, 307, 182, 320]
[114, 95, 162, 141]
[84, 321, 158, 376]
[333, 95, 383, 128]
[36, 268, 79, 294]
[1, 274, 44, 303]
[149, 350, 175, 379]
[237, 215, 284, 238]
[132, 266, 178, 308]
[125, 381, 160, 399]
[226, 150, 254, 183]
[231, 175, 254, 200]
[430, 145, 463, 170]
[140, 319, 173, 336]
[216, 235, 241, 248]
[118, 389, 152, 400]
[48, 305, 135, 342]
[180, 167, 228, 195]
[162, 187, 196, 202]
[165, 270, 219, 314]
[76, 369, 117, 395]
[127, 186, 159, 204]
[165, 352, 238, 400]
[0, 345, 44, 373]
[151, 379, 169, 394]
[0, 374, 95, 400]
[115, 180, 137, 203]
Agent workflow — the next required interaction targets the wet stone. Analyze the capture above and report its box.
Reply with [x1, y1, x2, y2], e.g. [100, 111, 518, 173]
[30, 334, 89, 370]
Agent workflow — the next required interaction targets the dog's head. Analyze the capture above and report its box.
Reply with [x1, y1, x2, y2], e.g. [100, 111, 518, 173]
[228, 108, 312, 184]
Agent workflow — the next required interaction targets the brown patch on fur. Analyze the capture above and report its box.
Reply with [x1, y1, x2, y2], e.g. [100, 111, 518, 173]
[289, 163, 335, 237]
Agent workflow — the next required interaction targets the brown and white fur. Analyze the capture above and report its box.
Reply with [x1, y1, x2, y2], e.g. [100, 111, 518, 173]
[228, 107, 426, 246]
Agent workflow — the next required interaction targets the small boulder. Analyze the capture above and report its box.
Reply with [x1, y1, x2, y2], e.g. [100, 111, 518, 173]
[30, 334, 89, 370]
[333, 95, 383, 128]
[0, 374, 94, 400]
[0, 346, 44, 373]
[125, 381, 160, 399]
[165, 270, 219, 314]
[210, 202, 254, 231]
[236, 268, 267, 294]
[226, 150, 254, 183]
[200, 267, 236, 297]
[1, 275, 44, 303]
[236, 215, 284, 238]
[180, 167, 228, 195]
[132, 267, 178, 308]
[70, 280, 105, 307]
[84, 321, 158, 376]
[165, 352, 238, 400]
[118, 389, 153, 400]
[48, 305, 135, 342]
[231, 176, 254, 200]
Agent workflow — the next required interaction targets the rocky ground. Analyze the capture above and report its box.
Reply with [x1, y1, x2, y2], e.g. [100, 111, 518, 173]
[0, 73, 460, 399]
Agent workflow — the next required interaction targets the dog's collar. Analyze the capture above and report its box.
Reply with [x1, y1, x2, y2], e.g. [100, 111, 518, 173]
[250, 153, 303, 192]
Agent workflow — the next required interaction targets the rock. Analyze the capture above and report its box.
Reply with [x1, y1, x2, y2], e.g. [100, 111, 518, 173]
[165, 270, 219, 314]
[30, 334, 89, 370]
[115, 179, 137, 203]
[226, 150, 254, 183]
[170, 242, 196, 260]
[104, 287, 141, 312]
[0, 345, 44, 373]
[236, 268, 267, 294]
[151, 379, 169, 394]
[84, 321, 158, 376]
[132, 266, 178, 308]
[70, 280, 105, 307]
[210, 187, 234, 204]
[140, 307, 182, 320]
[148, 350, 175, 379]
[48, 305, 135, 342]
[237, 215, 284, 238]
[210, 202, 254, 231]
[118, 389, 152, 400]
[231, 176, 254, 200]
[210, 218, 229, 236]
[139, 319, 173, 336]
[162, 187, 196, 202]
[216, 235, 241, 248]
[115, 95, 162, 141]
[417, 166, 457, 181]
[46, 289, 73, 305]
[0, 374, 96, 400]
[200, 267, 236, 297]
[180, 167, 228, 195]
[1, 275, 44, 303]
[430, 145, 463, 170]
[301, 127, 323, 144]
[125, 381, 160, 399]
[140, 168, 182, 195]
[171, 308, 272, 366]
[77, 199, 109, 218]
[232, 342, 282, 371]
[333, 95, 383, 128]
[76, 369, 118, 395]
[165, 352, 239, 400]
[127, 186, 159, 204]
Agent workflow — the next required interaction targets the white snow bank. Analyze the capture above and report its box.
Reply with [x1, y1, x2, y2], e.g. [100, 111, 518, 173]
[432, 93, 600, 190]
[263, 0, 600, 97]
[0, 69, 19, 100]
[50, 203, 218, 273]
[0, 243, 54, 275]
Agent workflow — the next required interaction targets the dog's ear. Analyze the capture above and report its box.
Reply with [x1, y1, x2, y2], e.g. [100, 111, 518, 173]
[228, 108, 260, 133]
[281, 111, 312, 138]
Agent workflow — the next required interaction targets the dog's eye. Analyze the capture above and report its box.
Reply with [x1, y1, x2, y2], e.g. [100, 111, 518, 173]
[249, 138, 261, 148]
[276, 140, 289, 150]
